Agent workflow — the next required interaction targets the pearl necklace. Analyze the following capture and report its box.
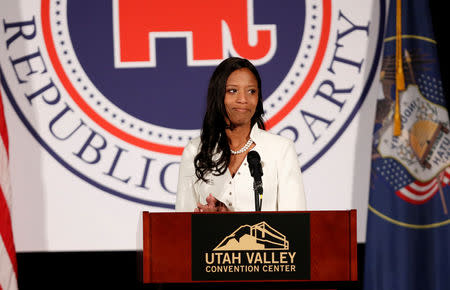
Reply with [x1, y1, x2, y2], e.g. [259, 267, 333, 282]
[230, 139, 253, 155]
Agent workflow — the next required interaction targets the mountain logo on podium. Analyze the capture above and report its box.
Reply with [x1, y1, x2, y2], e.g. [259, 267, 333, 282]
[213, 222, 289, 251]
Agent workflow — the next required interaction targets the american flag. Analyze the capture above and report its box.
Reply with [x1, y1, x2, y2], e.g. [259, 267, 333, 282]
[396, 167, 450, 205]
[0, 88, 18, 289]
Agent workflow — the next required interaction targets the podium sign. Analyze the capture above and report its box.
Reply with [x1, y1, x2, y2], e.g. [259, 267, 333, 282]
[192, 212, 310, 281]
[141, 210, 357, 284]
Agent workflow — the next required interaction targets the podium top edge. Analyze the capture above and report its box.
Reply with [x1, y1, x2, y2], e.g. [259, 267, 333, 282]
[142, 209, 357, 214]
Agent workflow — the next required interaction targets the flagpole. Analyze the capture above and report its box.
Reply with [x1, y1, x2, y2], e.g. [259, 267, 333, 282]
[437, 170, 448, 215]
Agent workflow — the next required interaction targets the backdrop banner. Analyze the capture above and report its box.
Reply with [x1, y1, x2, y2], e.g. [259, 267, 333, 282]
[0, 0, 384, 251]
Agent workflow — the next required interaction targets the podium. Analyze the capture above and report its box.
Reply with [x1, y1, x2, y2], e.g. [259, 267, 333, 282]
[139, 210, 357, 289]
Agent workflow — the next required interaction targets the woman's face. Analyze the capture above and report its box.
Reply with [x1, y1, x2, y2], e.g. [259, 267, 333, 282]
[224, 68, 259, 128]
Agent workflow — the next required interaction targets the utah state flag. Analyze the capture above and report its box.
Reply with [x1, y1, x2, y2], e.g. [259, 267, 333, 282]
[364, 0, 450, 290]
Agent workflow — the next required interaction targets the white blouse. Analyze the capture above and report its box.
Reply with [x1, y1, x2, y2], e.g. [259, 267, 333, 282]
[175, 124, 306, 212]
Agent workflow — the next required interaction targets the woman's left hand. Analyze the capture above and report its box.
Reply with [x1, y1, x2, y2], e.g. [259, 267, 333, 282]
[195, 194, 229, 212]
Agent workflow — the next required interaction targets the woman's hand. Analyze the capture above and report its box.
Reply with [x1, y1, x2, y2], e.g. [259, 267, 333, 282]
[195, 194, 229, 212]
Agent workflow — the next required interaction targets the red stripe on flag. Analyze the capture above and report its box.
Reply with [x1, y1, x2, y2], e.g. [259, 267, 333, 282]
[395, 169, 450, 204]
[1, 84, 17, 289]
[0, 186, 18, 276]
[412, 178, 437, 187]
[396, 185, 438, 204]
[402, 181, 437, 196]
[411, 169, 450, 186]
[0, 90, 9, 155]
[412, 180, 432, 187]
[444, 169, 450, 179]
[395, 190, 437, 205]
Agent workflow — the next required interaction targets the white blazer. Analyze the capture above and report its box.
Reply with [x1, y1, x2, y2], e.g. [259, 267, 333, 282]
[175, 124, 306, 212]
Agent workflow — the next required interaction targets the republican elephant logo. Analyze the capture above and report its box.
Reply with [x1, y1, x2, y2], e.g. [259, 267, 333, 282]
[113, 0, 277, 68]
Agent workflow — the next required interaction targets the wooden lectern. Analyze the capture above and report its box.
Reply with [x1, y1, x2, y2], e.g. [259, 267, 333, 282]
[139, 210, 357, 289]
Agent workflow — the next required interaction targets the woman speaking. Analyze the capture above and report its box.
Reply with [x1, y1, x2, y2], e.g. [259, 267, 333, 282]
[176, 57, 306, 212]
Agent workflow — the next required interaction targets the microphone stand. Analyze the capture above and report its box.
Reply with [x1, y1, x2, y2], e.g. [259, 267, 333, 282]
[247, 151, 263, 212]
[253, 178, 263, 211]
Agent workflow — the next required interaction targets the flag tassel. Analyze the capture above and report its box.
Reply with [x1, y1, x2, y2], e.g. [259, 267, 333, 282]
[394, 0, 405, 136]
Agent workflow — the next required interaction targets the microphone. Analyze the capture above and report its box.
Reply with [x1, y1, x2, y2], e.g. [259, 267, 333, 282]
[247, 151, 263, 211]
